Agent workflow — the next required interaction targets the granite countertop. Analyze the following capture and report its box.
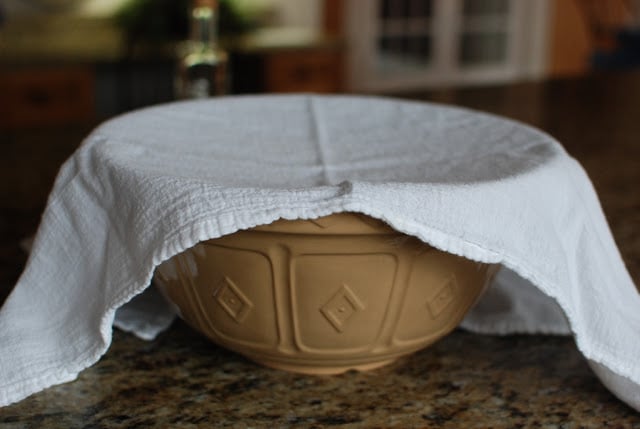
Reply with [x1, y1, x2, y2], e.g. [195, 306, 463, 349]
[1, 322, 636, 428]
[1, 72, 639, 426]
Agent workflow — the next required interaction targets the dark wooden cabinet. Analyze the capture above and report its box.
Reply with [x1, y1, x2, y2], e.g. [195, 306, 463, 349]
[0, 66, 95, 129]
[265, 49, 342, 93]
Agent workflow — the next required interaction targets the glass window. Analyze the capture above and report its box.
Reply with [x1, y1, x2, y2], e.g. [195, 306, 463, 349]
[462, 0, 509, 16]
[377, 0, 433, 71]
[459, 32, 507, 65]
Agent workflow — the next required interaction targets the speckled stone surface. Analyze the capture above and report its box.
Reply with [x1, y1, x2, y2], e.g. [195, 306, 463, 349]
[1, 72, 639, 426]
[1, 321, 639, 428]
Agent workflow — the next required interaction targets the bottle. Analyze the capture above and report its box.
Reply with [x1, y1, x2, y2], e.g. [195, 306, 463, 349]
[175, 0, 228, 98]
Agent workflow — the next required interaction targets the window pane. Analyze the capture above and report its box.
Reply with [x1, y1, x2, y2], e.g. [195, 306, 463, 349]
[378, 34, 431, 73]
[379, 36, 405, 56]
[408, 35, 432, 60]
[408, 0, 433, 18]
[377, 0, 433, 73]
[379, 35, 432, 60]
[463, 0, 509, 16]
[380, 0, 434, 19]
[459, 32, 507, 65]
[380, 0, 409, 19]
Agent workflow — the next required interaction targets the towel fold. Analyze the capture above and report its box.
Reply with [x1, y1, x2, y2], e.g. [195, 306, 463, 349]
[0, 95, 637, 410]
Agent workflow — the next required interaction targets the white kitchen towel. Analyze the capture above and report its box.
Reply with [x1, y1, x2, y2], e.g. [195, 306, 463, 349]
[0, 95, 638, 410]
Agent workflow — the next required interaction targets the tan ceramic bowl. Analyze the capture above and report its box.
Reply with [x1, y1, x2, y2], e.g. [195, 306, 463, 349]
[154, 213, 497, 374]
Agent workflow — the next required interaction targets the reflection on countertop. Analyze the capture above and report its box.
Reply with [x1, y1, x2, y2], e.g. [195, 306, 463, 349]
[1, 72, 639, 425]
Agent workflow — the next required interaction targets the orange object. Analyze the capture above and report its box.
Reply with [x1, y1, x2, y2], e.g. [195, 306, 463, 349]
[155, 213, 497, 374]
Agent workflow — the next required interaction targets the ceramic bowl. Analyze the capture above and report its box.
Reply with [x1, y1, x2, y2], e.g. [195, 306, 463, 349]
[154, 213, 497, 374]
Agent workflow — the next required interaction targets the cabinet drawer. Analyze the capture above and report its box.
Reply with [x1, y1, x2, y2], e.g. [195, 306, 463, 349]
[265, 50, 342, 93]
[0, 67, 94, 129]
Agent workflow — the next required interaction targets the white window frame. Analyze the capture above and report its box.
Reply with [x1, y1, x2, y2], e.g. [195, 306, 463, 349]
[344, 0, 551, 92]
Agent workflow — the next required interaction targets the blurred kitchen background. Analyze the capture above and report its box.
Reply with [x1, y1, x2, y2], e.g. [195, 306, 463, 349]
[1, 0, 640, 292]
[3, 0, 640, 120]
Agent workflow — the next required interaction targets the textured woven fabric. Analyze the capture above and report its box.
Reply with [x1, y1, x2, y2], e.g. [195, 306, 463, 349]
[1, 95, 637, 410]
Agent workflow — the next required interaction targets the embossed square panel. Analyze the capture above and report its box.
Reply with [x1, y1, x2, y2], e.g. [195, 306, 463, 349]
[320, 284, 365, 333]
[214, 276, 254, 323]
[291, 253, 397, 352]
[191, 245, 279, 347]
[427, 275, 457, 318]
[394, 251, 478, 345]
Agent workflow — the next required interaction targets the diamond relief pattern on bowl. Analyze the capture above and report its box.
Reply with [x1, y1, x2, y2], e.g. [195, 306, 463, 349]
[162, 213, 494, 374]
[427, 275, 458, 319]
[214, 276, 254, 323]
[320, 284, 365, 333]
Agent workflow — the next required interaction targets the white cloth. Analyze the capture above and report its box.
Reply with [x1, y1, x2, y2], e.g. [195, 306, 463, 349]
[0, 95, 638, 410]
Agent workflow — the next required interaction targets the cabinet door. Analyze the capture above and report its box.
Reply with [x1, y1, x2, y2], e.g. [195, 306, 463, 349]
[265, 49, 343, 93]
[0, 66, 94, 129]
